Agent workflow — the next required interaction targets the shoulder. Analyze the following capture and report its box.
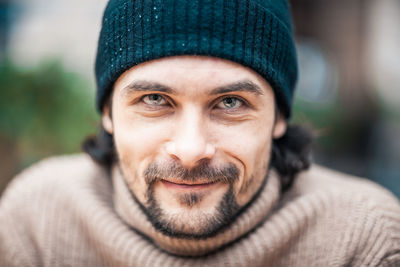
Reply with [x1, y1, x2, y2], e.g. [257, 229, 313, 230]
[282, 164, 400, 266]
[5, 153, 104, 184]
[1, 154, 107, 202]
[290, 164, 399, 206]
[286, 164, 400, 226]
[0, 154, 113, 266]
[0, 153, 112, 219]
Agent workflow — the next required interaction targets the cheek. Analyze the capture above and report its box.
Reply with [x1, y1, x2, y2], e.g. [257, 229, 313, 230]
[113, 116, 172, 201]
[218, 119, 273, 170]
[215, 119, 273, 204]
[114, 115, 171, 164]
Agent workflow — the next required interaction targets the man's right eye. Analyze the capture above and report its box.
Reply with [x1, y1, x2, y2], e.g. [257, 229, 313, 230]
[142, 94, 168, 106]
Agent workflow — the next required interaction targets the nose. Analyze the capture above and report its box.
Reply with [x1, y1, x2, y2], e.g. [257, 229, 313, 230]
[165, 108, 215, 168]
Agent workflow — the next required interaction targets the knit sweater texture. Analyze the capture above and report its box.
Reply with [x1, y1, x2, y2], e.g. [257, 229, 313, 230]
[0, 154, 399, 266]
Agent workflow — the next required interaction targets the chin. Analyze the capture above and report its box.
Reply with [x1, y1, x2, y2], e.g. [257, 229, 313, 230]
[159, 208, 222, 237]
[144, 184, 241, 239]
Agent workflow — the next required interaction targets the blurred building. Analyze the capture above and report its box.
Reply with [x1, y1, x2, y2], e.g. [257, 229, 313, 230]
[292, 0, 400, 196]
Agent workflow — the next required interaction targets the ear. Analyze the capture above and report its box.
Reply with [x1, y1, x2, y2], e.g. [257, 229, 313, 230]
[272, 112, 287, 139]
[102, 102, 114, 134]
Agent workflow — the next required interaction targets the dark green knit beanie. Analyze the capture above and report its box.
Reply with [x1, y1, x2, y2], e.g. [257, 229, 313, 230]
[95, 0, 298, 118]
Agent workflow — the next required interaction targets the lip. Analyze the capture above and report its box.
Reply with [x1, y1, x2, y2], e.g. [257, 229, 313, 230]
[161, 180, 218, 191]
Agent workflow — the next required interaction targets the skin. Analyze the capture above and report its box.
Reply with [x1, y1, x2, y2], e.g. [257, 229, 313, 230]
[102, 55, 286, 238]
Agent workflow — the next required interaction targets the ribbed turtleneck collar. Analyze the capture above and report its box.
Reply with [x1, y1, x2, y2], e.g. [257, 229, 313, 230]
[112, 166, 281, 256]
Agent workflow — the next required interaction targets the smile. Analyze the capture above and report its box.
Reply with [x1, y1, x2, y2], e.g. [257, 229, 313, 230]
[161, 179, 218, 191]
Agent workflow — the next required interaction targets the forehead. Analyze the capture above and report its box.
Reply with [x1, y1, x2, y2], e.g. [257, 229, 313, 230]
[113, 55, 273, 96]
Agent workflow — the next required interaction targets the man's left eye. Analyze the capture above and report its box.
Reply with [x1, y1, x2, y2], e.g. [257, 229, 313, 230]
[142, 94, 168, 105]
[216, 97, 243, 109]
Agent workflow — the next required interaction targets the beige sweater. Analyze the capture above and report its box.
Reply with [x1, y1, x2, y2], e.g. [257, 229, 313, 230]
[0, 154, 399, 266]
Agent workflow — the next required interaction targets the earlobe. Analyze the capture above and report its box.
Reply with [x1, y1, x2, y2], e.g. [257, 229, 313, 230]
[273, 113, 287, 139]
[102, 104, 114, 134]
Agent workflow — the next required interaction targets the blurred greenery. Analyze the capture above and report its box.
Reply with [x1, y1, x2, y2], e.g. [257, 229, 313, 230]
[292, 97, 353, 153]
[0, 59, 99, 168]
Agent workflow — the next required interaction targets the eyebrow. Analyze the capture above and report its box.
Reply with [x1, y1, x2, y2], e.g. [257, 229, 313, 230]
[121, 81, 175, 96]
[121, 79, 264, 96]
[210, 80, 264, 96]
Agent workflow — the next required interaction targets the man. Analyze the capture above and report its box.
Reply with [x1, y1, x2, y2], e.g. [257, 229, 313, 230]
[1, 0, 399, 266]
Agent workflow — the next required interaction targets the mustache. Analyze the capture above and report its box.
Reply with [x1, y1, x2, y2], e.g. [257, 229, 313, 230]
[144, 161, 239, 185]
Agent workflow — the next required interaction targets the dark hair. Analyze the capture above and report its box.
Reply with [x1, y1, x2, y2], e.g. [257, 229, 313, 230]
[82, 125, 312, 192]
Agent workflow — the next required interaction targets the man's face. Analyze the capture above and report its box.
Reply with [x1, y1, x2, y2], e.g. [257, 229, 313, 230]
[103, 56, 286, 238]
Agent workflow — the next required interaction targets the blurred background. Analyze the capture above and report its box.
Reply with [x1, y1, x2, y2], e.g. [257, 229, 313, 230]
[0, 0, 399, 197]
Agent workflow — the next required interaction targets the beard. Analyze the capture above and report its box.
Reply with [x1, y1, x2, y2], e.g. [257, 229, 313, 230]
[146, 184, 240, 239]
[121, 160, 245, 239]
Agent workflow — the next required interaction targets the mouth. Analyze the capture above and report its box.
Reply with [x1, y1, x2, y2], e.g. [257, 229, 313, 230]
[161, 179, 218, 191]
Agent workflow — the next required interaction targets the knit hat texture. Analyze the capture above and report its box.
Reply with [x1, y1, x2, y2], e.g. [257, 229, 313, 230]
[95, 0, 298, 117]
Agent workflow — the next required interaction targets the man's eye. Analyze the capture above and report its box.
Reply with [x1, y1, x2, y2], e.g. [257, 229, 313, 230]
[142, 94, 167, 105]
[216, 97, 243, 109]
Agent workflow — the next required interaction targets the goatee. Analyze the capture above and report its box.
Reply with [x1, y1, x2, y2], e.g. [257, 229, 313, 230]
[125, 160, 242, 239]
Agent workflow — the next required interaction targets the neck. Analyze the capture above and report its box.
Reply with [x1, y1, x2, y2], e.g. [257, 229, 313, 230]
[112, 167, 281, 256]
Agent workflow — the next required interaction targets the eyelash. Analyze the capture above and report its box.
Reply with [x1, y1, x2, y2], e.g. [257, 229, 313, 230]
[140, 94, 247, 110]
